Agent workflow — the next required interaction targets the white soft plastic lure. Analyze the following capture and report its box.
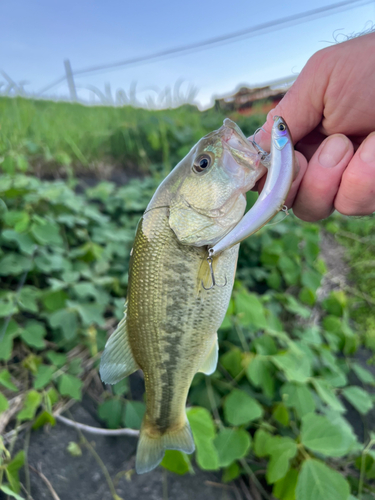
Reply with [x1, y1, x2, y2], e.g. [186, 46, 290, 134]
[209, 116, 295, 256]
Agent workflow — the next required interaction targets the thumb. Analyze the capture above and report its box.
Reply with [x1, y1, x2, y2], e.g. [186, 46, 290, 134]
[262, 51, 330, 144]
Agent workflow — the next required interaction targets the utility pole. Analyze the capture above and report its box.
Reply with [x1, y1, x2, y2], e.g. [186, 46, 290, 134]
[64, 59, 77, 102]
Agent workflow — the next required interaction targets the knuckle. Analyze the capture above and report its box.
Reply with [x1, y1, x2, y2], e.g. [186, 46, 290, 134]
[335, 168, 375, 215]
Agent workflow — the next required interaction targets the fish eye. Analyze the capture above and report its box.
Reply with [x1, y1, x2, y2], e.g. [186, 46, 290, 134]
[278, 123, 286, 131]
[193, 154, 212, 173]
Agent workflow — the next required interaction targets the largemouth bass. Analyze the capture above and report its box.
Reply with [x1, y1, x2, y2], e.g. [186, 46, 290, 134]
[100, 117, 294, 474]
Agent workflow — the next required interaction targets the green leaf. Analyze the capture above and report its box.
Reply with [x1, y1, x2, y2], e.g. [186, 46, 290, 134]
[187, 407, 219, 470]
[214, 428, 251, 467]
[295, 459, 350, 500]
[123, 401, 145, 430]
[0, 370, 18, 391]
[222, 462, 240, 483]
[301, 413, 354, 457]
[20, 321, 46, 349]
[98, 398, 123, 428]
[253, 429, 272, 458]
[17, 287, 39, 312]
[219, 349, 243, 379]
[112, 379, 129, 396]
[33, 365, 56, 390]
[17, 390, 42, 421]
[301, 269, 321, 292]
[46, 351, 67, 368]
[278, 254, 300, 285]
[4, 210, 30, 232]
[31, 221, 63, 246]
[283, 295, 311, 319]
[0, 391, 9, 413]
[5, 450, 25, 493]
[58, 374, 83, 400]
[160, 450, 190, 475]
[235, 291, 267, 329]
[49, 309, 78, 340]
[42, 290, 68, 312]
[0, 298, 18, 318]
[311, 379, 345, 413]
[68, 301, 105, 326]
[0, 320, 20, 361]
[32, 410, 56, 430]
[272, 351, 311, 383]
[272, 403, 289, 427]
[0, 485, 26, 500]
[281, 382, 315, 418]
[322, 291, 346, 317]
[351, 363, 375, 385]
[246, 356, 274, 397]
[0, 253, 31, 276]
[273, 468, 299, 500]
[2, 229, 36, 254]
[67, 441, 82, 457]
[187, 407, 216, 440]
[342, 386, 373, 414]
[265, 436, 298, 484]
[299, 287, 316, 306]
[224, 389, 263, 426]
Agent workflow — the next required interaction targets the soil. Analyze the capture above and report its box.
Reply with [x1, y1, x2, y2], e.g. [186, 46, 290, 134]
[10, 402, 235, 500]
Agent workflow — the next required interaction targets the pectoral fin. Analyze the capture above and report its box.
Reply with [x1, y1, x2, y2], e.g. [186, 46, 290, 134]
[198, 337, 219, 375]
[99, 303, 139, 384]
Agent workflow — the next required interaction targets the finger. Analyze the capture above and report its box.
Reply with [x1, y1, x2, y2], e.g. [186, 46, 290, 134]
[260, 51, 329, 143]
[293, 134, 354, 221]
[334, 132, 375, 216]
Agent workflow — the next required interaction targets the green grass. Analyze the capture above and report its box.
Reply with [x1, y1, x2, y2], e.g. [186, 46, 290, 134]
[0, 97, 264, 177]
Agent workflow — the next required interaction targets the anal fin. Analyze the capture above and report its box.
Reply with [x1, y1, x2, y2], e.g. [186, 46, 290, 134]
[99, 303, 139, 384]
[198, 336, 218, 375]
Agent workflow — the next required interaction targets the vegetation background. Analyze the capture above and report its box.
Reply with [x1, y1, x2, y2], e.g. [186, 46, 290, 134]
[0, 96, 375, 500]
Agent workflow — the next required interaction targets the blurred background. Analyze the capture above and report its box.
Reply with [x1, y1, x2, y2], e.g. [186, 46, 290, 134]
[1, 1, 375, 500]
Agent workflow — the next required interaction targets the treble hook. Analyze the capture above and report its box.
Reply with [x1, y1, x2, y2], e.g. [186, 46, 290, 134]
[251, 127, 270, 163]
[201, 249, 227, 291]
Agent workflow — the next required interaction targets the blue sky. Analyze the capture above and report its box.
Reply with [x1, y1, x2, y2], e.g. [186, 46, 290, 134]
[1, 0, 374, 108]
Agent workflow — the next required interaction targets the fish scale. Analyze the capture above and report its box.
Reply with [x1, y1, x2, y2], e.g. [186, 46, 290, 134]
[127, 207, 237, 434]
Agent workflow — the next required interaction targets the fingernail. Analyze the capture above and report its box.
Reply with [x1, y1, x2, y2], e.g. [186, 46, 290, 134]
[360, 133, 375, 164]
[318, 136, 349, 168]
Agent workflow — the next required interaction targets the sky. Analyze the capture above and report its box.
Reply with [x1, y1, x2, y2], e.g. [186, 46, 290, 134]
[1, 0, 374, 109]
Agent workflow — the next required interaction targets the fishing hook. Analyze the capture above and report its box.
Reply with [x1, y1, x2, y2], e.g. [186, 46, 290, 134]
[251, 127, 270, 163]
[201, 250, 227, 291]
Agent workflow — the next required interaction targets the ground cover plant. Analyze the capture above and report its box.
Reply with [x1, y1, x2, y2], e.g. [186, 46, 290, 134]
[1, 97, 375, 500]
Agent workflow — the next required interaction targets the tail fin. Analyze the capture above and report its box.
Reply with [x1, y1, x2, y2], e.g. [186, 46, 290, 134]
[135, 420, 195, 474]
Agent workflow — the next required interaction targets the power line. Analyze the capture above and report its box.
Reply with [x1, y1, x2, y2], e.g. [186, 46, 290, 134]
[38, 0, 372, 95]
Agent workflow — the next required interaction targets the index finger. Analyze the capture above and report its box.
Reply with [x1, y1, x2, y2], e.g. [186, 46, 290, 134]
[261, 51, 329, 144]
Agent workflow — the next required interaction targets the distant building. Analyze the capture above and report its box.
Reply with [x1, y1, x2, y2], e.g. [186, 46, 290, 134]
[214, 77, 296, 115]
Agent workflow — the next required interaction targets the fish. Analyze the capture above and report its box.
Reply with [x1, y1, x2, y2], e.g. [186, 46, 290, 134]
[100, 116, 295, 474]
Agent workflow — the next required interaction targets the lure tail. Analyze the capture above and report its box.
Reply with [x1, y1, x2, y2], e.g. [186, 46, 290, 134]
[135, 418, 195, 474]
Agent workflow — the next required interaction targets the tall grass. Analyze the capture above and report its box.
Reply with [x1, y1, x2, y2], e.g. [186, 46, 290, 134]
[0, 97, 265, 177]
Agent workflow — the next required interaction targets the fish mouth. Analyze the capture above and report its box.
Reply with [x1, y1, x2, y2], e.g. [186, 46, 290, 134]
[219, 118, 260, 168]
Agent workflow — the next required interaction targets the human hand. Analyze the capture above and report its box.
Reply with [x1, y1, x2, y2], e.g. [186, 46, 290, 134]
[254, 31, 375, 221]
